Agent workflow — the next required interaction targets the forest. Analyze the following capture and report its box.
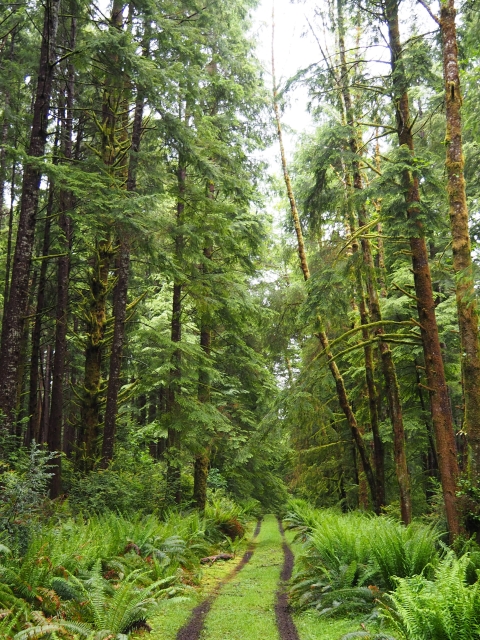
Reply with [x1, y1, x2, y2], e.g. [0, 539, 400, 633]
[0, 0, 479, 637]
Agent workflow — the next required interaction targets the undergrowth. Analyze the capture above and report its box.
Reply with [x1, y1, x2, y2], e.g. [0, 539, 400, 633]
[285, 500, 439, 621]
[0, 493, 253, 638]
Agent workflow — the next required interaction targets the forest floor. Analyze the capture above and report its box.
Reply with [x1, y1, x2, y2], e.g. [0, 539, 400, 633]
[146, 514, 390, 640]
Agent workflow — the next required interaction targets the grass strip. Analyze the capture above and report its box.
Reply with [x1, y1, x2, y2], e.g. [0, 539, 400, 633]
[203, 514, 283, 640]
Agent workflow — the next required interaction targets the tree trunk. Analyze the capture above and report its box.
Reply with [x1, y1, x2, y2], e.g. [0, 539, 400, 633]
[102, 243, 129, 464]
[27, 186, 53, 445]
[49, 15, 76, 495]
[40, 344, 52, 443]
[102, 93, 145, 466]
[193, 452, 209, 512]
[0, 0, 60, 430]
[385, 0, 460, 537]
[0, 91, 11, 229]
[78, 241, 113, 470]
[0, 31, 16, 230]
[165, 162, 186, 505]
[194, 276, 213, 511]
[1, 162, 17, 338]
[336, 0, 410, 522]
[440, 0, 480, 488]
[272, 16, 378, 506]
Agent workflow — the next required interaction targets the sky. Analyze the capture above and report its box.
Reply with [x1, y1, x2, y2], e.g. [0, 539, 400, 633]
[251, 0, 320, 159]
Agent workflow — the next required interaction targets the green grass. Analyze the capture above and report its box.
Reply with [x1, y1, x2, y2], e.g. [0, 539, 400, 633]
[293, 612, 368, 640]
[147, 515, 401, 640]
[202, 514, 283, 640]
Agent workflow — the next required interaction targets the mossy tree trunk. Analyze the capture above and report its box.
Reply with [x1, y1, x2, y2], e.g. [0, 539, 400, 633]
[440, 0, 480, 488]
[102, 91, 145, 467]
[385, 0, 460, 537]
[78, 240, 113, 470]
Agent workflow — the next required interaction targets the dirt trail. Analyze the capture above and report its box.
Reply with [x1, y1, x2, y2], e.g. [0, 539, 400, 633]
[175, 517, 300, 640]
[176, 518, 262, 640]
[275, 519, 301, 640]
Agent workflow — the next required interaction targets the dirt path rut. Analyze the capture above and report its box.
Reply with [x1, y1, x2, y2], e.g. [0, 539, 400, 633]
[275, 519, 301, 640]
[176, 519, 262, 640]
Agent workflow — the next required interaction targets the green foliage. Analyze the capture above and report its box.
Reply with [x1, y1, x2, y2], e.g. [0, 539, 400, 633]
[369, 519, 440, 591]
[0, 495, 252, 638]
[286, 501, 440, 617]
[0, 442, 57, 553]
[386, 553, 480, 640]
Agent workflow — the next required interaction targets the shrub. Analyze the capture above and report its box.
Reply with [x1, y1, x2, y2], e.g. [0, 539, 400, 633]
[204, 494, 247, 541]
[370, 519, 440, 590]
[287, 501, 441, 618]
[386, 552, 480, 640]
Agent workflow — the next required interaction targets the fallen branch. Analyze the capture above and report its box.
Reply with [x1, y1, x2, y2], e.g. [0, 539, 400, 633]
[200, 553, 234, 564]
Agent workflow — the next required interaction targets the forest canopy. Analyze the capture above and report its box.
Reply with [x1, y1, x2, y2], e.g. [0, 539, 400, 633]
[0, 0, 480, 539]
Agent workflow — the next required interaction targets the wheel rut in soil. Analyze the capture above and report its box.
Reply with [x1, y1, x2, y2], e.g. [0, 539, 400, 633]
[275, 519, 301, 640]
[175, 518, 263, 640]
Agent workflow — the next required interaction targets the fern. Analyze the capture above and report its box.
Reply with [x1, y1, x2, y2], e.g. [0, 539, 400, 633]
[386, 552, 480, 640]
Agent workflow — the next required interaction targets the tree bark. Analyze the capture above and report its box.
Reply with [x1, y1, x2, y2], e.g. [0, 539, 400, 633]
[49, 15, 76, 495]
[102, 93, 145, 466]
[439, 0, 480, 487]
[0, 0, 60, 430]
[385, 0, 460, 537]
[27, 186, 53, 445]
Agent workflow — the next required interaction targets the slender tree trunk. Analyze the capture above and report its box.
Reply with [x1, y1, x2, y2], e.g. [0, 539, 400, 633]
[102, 93, 144, 466]
[439, 0, 480, 487]
[165, 284, 182, 504]
[2, 162, 16, 325]
[272, 11, 377, 506]
[27, 187, 53, 445]
[0, 0, 60, 430]
[357, 274, 386, 512]
[48, 16, 76, 495]
[165, 162, 186, 505]
[0, 91, 11, 229]
[40, 344, 52, 443]
[194, 246, 213, 511]
[0, 31, 16, 230]
[336, 0, 411, 522]
[385, 0, 460, 537]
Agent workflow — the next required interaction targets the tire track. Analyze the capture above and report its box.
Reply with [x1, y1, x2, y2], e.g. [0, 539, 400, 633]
[275, 519, 300, 640]
[176, 518, 263, 640]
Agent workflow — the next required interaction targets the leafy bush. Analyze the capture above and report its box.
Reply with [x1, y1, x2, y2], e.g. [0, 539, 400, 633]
[370, 519, 439, 590]
[0, 442, 56, 553]
[204, 494, 248, 540]
[63, 455, 166, 516]
[284, 498, 321, 540]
